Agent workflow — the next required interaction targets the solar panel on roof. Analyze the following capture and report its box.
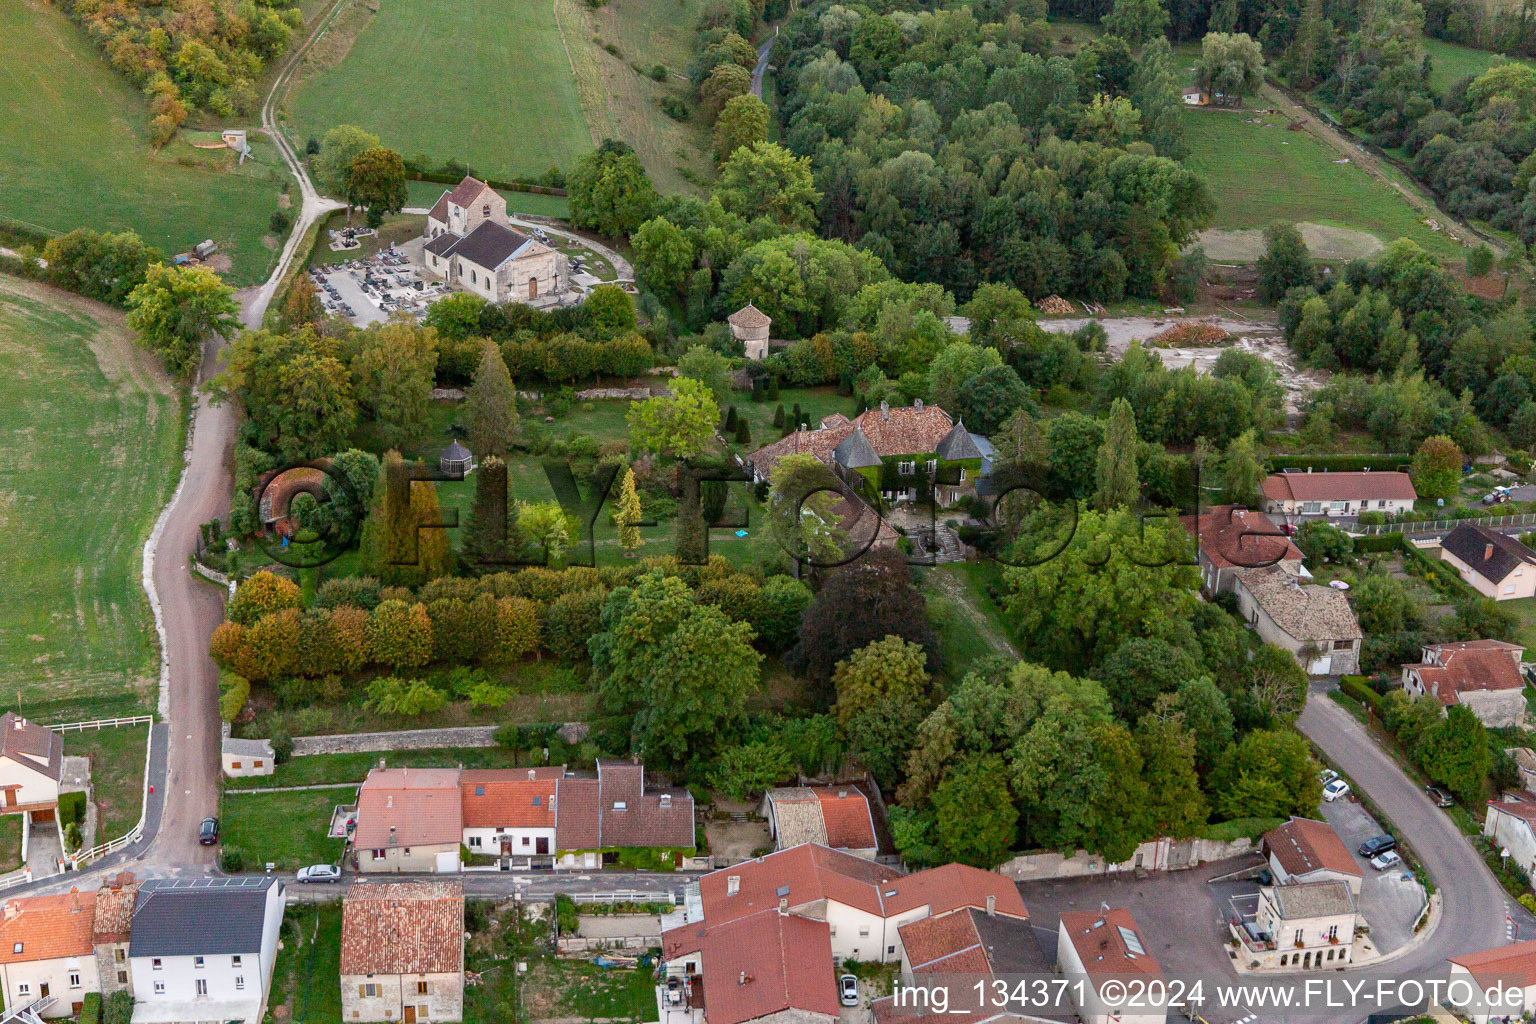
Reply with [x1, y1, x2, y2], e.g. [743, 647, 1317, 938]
[1118, 925, 1145, 956]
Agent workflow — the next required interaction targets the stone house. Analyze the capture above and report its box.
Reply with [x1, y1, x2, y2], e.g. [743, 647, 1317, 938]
[1251, 882, 1357, 971]
[354, 769, 463, 875]
[1179, 505, 1307, 597]
[1261, 470, 1417, 518]
[421, 176, 570, 306]
[1262, 817, 1364, 895]
[550, 760, 695, 869]
[1231, 563, 1362, 675]
[1056, 909, 1165, 1024]
[91, 872, 137, 998]
[340, 881, 464, 1024]
[1401, 640, 1526, 728]
[1440, 522, 1536, 601]
[761, 787, 877, 859]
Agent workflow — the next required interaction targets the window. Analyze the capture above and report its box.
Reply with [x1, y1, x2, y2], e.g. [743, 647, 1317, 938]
[372, 849, 386, 859]
[232, 956, 242, 968]
[469, 836, 482, 848]
[17, 985, 28, 997]
[195, 979, 208, 997]
[152, 958, 163, 971]
[1506, 585, 1517, 595]
[613, 801, 627, 810]
[117, 972, 127, 985]
[417, 982, 430, 995]
[69, 973, 80, 989]
[475, 786, 485, 796]
[887, 945, 895, 955]
[254, 760, 264, 768]
[236, 977, 245, 991]
[898, 461, 915, 475]
[521, 837, 530, 847]
[859, 926, 870, 936]
[362, 984, 379, 998]
[1378, 500, 1387, 508]
[231, 761, 242, 770]
[153, 983, 165, 995]
[925, 459, 937, 474]
[403, 848, 411, 856]
[115, 950, 124, 963]
[483, 204, 491, 217]
[195, 956, 205, 968]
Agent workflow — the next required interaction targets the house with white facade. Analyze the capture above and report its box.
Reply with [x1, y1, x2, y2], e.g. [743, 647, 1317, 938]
[1449, 939, 1536, 1024]
[340, 881, 464, 1024]
[421, 176, 570, 306]
[354, 769, 463, 875]
[460, 768, 562, 866]
[0, 714, 63, 823]
[1402, 639, 1526, 728]
[1057, 909, 1165, 1024]
[1261, 470, 1416, 518]
[1262, 817, 1364, 894]
[220, 738, 274, 779]
[0, 889, 101, 1018]
[761, 787, 877, 859]
[1441, 522, 1536, 601]
[1251, 882, 1358, 970]
[1485, 797, 1536, 878]
[659, 844, 1027, 1024]
[127, 877, 285, 1024]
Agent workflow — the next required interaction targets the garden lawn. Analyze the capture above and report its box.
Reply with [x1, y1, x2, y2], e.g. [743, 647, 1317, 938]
[266, 904, 343, 1024]
[1423, 38, 1532, 97]
[288, 0, 593, 183]
[219, 789, 347, 870]
[0, 817, 21, 874]
[520, 959, 658, 1021]
[1181, 107, 1463, 258]
[0, 277, 182, 720]
[1506, 596, 1536, 654]
[0, 1, 283, 285]
[66, 725, 150, 839]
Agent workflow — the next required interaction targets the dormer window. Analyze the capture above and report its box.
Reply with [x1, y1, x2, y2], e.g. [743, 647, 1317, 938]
[475, 786, 485, 796]
[532, 796, 541, 806]
[11, 943, 19, 954]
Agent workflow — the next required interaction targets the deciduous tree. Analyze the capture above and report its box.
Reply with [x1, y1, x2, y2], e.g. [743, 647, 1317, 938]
[126, 263, 239, 376]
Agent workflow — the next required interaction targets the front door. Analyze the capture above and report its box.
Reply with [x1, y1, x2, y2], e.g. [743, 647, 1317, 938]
[528, 278, 538, 299]
[536, 837, 549, 855]
[405, 1006, 417, 1023]
[4, 789, 15, 808]
[39, 984, 48, 999]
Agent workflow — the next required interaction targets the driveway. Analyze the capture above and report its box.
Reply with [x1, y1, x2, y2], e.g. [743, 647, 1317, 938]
[1316, 795, 1425, 956]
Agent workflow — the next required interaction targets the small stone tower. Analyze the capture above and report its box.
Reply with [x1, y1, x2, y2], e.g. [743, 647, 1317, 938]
[728, 303, 771, 361]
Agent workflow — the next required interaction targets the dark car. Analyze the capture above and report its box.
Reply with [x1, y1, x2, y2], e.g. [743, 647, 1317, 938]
[1358, 834, 1395, 858]
[1425, 785, 1454, 808]
[198, 817, 219, 846]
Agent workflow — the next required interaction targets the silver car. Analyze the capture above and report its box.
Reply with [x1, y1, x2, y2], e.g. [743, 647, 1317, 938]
[297, 864, 342, 883]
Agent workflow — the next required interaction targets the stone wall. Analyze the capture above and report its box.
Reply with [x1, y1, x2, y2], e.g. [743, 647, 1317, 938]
[291, 725, 499, 756]
[997, 835, 1257, 881]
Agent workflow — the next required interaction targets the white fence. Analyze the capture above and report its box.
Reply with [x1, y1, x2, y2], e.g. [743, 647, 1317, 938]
[1354, 513, 1536, 536]
[45, 715, 153, 733]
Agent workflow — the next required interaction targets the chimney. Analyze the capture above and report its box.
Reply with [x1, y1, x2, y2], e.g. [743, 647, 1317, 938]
[660, 794, 671, 808]
[3, 902, 19, 922]
[739, 972, 749, 986]
[528, 769, 536, 781]
[779, 897, 788, 915]
[70, 889, 81, 914]
[379, 758, 387, 770]
[727, 875, 741, 896]
[837, 789, 847, 798]
[1486, 543, 1495, 561]
[913, 398, 923, 411]
[986, 894, 995, 917]
[880, 400, 889, 420]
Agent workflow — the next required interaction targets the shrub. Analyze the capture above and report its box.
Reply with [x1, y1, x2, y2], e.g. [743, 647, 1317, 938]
[1339, 675, 1381, 709]
[218, 671, 251, 722]
[270, 730, 293, 764]
[220, 847, 246, 872]
[79, 993, 101, 1024]
[554, 893, 579, 933]
[227, 571, 302, 625]
[104, 992, 132, 1024]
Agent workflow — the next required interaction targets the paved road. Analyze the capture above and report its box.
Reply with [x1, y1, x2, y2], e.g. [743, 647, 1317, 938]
[751, 35, 773, 98]
[1297, 685, 1530, 984]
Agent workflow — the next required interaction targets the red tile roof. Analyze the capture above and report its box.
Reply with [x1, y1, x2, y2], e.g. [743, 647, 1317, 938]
[1060, 908, 1161, 978]
[900, 910, 981, 969]
[1264, 817, 1362, 879]
[885, 862, 1028, 919]
[1407, 643, 1525, 706]
[446, 175, 492, 208]
[1178, 505, 1304, 570]
[595, 760, 695, 848]
[461, 769, 562, 829]
[663, 909, 840, 1024]
[1263, 471, 1416, 503]
[1450, 938, 1536, 989]
[1488, 798, 1536, 827]
[0, 891, 97, 963]
[92, 873, 139, 944]
[813, 789, 876, 849]
[745, 403, 955, 478]
[341, 881, 464, 976]
[354, 768, 464, 849]
[555, 778, 601, 850]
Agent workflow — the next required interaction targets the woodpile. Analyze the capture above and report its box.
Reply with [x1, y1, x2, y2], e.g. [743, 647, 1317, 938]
[1150, 322, 1231, 346]
[1036, 295, 1076, 315]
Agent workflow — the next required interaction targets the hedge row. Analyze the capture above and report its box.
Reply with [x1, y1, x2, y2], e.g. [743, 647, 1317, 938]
[1401, 540, 1483, 602]
[1353, 532, 1405, 553]
[1266, 454, 1409, 472]
[407, 171, 567, 197]
[1339, 675, 1382, 709]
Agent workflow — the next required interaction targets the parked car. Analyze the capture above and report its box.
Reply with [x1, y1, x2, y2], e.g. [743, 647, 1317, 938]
[1425, 785, 1454, 807]
[665, 978, 683, 1006]
[1359, 835, 1397, 858]
[1370, 850, 1403, 871]
[198, 817, 219, 845]
[1320, 769, 1339, 786]
[297, 864, 341, 883]
[840, 975, 859, 1007]
[1322, 779, 1351, 802]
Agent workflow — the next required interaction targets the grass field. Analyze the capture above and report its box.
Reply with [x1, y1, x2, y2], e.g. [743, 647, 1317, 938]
[1181, 108, 1464, 258]
[566, 0, 715, 194]
[219, 788, 347, 870]
[287, 0, 594, 183]
[0, 1, 285, 285]
[0, 277, 183, 720]
[266, 904, 344, 1024]
[405, 180, 571, 219]
[66, 725, 150, 839]
[1424, 38, 1532, 96]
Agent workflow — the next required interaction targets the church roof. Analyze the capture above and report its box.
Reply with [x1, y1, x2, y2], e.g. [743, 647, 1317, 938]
[427, 191, 451, 224]
[833, 426, 882, 469]
[446, 175, 492, 208]
[424, 232, 459, 257]
[447, 221, 533, 271]
[935, 421, 983, 461]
